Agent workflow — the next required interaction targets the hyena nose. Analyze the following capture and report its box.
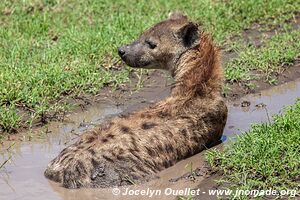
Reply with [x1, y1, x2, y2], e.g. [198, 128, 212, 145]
[118, 47, 126, 57]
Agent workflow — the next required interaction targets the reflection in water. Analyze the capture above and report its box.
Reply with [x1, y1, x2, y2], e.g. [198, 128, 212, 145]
[0, 79, 300, 200]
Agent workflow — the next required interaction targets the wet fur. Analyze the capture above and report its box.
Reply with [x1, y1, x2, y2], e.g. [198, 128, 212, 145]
[44, 14, 228, 189]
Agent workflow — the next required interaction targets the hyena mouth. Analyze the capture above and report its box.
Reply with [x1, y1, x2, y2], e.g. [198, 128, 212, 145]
[122, 58, 151, 69]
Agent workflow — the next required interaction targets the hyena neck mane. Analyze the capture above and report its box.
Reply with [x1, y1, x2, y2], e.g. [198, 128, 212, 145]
[172, 33, 222, 98]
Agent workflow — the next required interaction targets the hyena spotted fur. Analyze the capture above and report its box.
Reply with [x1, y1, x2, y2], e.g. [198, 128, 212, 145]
[44, 12, 228, 189]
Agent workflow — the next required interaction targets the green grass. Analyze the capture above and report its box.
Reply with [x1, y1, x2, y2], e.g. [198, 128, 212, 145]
[0, 105, 21, 132]
[1, 0, 300, 132]
[206, 100, 300, 199]
[225, 29, 300, 83]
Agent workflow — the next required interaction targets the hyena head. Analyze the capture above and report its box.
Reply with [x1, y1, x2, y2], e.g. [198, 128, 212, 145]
[118, 11, 200, 73]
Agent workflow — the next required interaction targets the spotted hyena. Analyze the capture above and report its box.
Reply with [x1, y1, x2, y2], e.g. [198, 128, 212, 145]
[44, 11, 228, 188]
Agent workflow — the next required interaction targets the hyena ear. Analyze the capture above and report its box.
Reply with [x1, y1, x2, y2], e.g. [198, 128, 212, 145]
[168, 11, 188, 20]
[176, 22, 200, 48]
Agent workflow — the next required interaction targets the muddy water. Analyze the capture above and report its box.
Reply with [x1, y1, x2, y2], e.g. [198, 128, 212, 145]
[224, 78, 300, 139]
[0, 78, 299, 200]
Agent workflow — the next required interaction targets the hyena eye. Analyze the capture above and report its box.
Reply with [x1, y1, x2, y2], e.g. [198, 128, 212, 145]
[145, 40, 157, 49]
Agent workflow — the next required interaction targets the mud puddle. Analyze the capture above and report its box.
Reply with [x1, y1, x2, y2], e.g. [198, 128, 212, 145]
[0, 77, 299, 200]
[224, 77, 300, 140]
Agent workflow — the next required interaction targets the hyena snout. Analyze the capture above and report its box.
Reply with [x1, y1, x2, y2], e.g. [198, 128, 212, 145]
[118, 44, 136, 67]
[118, 39, 160, 69]
[117, 45, 126, 57]
[118, 42, 146, 68]
[118, 42, 140, 59]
